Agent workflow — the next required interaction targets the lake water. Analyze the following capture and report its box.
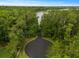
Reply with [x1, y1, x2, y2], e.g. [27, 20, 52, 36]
[25, 37, 51, 58]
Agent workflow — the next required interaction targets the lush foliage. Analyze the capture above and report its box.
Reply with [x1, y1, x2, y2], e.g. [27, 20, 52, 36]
[0, 6, 79, 58]
[41, 9, 79, 58]
[0, 7, 38, 57]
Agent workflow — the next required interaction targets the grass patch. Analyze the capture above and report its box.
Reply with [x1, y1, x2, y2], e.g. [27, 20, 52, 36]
[43, 37, 53, 44]
[18, 50, 29, 58]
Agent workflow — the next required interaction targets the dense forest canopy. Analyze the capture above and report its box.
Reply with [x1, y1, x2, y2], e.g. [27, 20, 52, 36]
[0, 6, 79, 58]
